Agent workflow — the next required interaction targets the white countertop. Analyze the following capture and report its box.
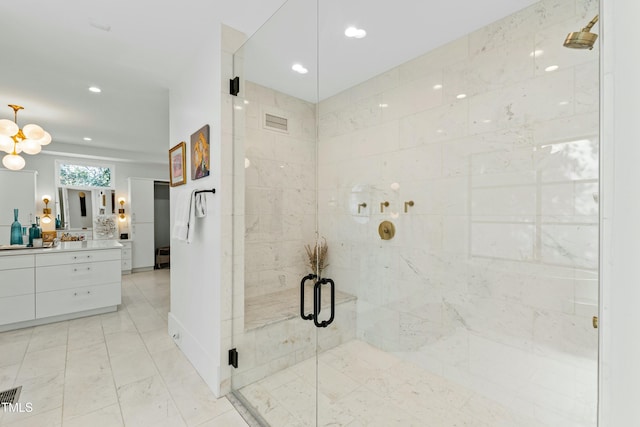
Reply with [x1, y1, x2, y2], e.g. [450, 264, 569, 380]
[0, 240, 123, 256]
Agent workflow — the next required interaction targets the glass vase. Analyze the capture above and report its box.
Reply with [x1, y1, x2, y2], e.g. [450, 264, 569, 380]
[10, 209, 22, 245]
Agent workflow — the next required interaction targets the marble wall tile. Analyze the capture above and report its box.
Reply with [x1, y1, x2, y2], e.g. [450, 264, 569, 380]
[237, 1, 598, 423]
[540, 224, 598, 269]
[445, 35, 534, 99]
[399, 100, 469, 149]
[468, 0, 576, 56]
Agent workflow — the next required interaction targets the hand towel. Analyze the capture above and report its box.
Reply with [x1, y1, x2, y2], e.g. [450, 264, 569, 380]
[172, 190, 192, 242]
[194, 193, 207, 218]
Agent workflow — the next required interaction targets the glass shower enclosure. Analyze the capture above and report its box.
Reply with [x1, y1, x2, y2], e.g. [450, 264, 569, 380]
[231, 0, 599, 425]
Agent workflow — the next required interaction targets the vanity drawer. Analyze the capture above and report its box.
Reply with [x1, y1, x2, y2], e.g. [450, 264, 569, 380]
[0, 269, 34, 297]
[121, 248, 131, 259]
[0, 255, 34, 271]
[36, 282, 121, 319]
[35, 249, 121, 267]
[121, 259, 131, 270]
[0, 294, 35, 324]
[36, 260, 121, 292]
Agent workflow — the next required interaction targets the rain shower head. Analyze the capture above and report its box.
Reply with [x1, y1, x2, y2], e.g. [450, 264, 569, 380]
[563, 15, 599, 50]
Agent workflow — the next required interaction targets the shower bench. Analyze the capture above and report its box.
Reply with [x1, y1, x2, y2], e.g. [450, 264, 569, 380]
[235, 286, 357, 389]
[245, 285, 355, 331]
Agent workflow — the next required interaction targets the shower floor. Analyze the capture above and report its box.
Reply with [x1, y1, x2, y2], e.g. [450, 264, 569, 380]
[237, 339, 549, 427]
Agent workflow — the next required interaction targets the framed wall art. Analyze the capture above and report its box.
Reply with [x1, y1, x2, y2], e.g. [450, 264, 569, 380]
[191, 124, 210, 180]
[169, 141, 187, 187]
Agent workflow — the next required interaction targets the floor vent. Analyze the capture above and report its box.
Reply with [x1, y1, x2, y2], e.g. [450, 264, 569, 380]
[0, 386, 21, 405]
[264, 113, 288, 132]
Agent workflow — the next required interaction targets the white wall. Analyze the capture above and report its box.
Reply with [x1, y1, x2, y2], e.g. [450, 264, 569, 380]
[168, 24, 226, 396]
[600, 0, 640, 425]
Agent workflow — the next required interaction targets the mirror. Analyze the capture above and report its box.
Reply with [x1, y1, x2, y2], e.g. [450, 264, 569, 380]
[57, 188, 116, 236]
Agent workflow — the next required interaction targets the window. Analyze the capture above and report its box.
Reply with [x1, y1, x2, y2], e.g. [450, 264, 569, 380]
[56, 161, 114, 189]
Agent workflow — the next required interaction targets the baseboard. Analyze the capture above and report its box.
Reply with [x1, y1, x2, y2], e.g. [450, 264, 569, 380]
[0, 306, 118, 332]
[168, 312, 221, 397]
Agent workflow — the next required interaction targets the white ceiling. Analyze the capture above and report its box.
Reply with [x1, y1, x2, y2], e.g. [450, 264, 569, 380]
[2, 0, 537, 164]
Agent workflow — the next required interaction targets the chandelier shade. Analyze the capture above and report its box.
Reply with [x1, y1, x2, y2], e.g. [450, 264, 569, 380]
[0, 105, 52, 170]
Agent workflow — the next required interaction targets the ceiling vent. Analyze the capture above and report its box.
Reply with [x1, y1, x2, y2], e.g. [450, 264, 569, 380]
[264, 113, 288, 133]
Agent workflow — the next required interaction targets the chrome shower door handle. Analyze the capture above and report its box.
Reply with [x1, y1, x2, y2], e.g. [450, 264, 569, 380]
[300, 274, 316, 321]
[313, 278, 335, 328]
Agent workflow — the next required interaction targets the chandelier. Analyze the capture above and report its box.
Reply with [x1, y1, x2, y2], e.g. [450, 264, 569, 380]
[0, 104, 52, 171]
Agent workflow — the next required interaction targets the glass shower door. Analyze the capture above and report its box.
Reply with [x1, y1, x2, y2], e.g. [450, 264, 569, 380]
[230, 0, 322, 425]
[231, 0, 599, 425]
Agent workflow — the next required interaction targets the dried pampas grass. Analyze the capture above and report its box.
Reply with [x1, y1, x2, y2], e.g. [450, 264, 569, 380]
[305, 238, 328, 277]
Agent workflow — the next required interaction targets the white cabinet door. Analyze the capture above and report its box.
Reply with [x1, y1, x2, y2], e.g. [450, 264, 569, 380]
[128, 178, 155, 224]
[0, 170, 37, 245]
[131, 222, 155, 269]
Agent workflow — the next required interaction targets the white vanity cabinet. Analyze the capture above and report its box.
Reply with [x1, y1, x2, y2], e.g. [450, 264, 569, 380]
[35, 248, 121, 318]
[0, 241, 122, 331]
[119, 240, 132, 274]
[0, 255, 35, 325]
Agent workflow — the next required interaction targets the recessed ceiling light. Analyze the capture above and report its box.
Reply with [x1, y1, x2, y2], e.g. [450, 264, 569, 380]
[83, 137, 92, 141]
[243, 100, 250, 105]
[545, 65, 559, 72]
[88, 86, 101, 93]
[436, 129, 445, 134]
[433, 84, 443, 90]
[482, 119, 492, 123]
[378, 103, 389, 108]
[345, 26, 367, 39]
[291, 64, 308, 74]
[234, 105, 243, 110]
[530, 49, 544, 57]
[558, 101, 570, 106]
[456, 93, 467, 99]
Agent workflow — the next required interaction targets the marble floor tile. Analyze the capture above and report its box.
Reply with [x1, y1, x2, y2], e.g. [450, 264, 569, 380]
[116, 374, 183, 427]
[110, 349, 158, 387]
[62, 373, 118, 419]
[2, 407, 62, 427]
[62, 404, 123, 427]
[169, 372, 236, 426]
[152, 347, 198, 387]
[0, 270, 248, 427]
[26, 323, 69, 353]
[104, 330, 146, 358]
[1, 371, 64, 424]
[140, 327, 177, 354]
[16, 345, 67, 382]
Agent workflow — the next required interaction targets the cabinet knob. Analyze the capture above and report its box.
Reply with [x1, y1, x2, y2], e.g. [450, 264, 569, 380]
[73, 292, 78, 296]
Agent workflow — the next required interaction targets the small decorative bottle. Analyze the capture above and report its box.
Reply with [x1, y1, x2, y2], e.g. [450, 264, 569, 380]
[28, 223, 40, 247]
[10, 209, 22, 245]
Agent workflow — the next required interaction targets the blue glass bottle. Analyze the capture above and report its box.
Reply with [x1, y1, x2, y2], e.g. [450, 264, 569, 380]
[10, 209, 22, 245]
[28, 223, 40, 247]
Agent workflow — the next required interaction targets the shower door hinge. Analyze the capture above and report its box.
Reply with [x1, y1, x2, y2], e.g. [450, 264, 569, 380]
[228, 348, 239, 368]
[230, 77, 240, 96]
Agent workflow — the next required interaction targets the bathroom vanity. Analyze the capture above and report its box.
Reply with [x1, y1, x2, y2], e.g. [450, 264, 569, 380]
[0, 240, 122, 331]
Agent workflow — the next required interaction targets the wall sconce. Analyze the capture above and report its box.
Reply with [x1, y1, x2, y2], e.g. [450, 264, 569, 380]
[118, 197, 126, 222]
[41, 195, 52, 224]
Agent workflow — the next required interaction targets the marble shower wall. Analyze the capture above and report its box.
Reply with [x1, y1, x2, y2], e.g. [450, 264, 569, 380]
[244, 81, 318, 299]
[317, 0, 598, 363]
